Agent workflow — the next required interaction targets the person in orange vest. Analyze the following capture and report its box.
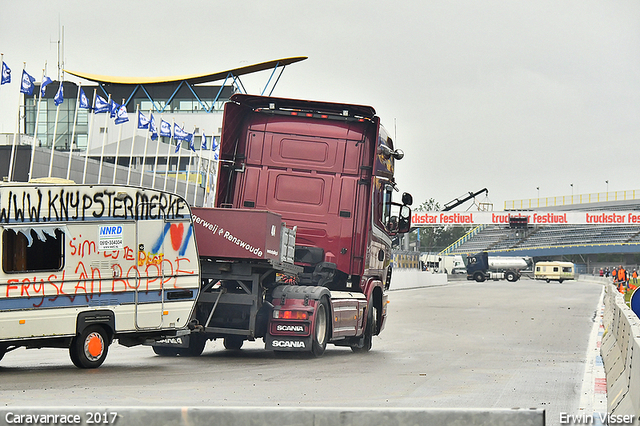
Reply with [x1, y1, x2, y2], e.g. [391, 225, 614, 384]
[618, 265, 627, 293]
[612, 267, 618, 284]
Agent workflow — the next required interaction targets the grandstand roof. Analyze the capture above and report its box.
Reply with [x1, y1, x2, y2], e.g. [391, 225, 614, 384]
[64, 56, 308, 85]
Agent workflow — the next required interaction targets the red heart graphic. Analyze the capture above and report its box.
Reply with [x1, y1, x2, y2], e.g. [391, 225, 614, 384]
[170, 223, 184, 251]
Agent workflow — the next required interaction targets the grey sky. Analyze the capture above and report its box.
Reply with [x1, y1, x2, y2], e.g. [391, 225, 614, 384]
[1, 0, 638, 210]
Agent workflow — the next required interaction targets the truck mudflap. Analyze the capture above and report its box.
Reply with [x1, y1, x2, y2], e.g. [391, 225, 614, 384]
[266, 285, 331, 352]
[265, 335, 313, 351]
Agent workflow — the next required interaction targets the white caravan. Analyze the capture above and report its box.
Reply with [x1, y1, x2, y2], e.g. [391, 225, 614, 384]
[0, 182, 200, 368]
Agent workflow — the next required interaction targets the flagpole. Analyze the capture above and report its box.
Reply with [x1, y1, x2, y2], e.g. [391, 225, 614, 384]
[151, 114, 162, 190]
[193, 130, 205, 206]
[173, 123, 184, 194]
[184, 126, 195, 200]
[66, 82, 82, 180]
[127, 105, 139, 186]
[82, 89, 97, 184]
[97, 94, 111, 183]
[163, 119, 174, 192]
[29, 65, 46, 181]
[112, 98, 126, 184]
[8, 62, 26, 182]
[139, 109, 152, 187]
[204, 136, 216, 207]
[48, 81, 63, 177]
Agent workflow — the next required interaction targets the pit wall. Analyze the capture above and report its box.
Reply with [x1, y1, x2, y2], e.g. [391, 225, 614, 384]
[601, 283, 640, 423]
[391, 269, 448, 290]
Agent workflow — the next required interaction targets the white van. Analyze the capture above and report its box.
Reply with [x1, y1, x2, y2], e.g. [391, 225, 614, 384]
[0, 183, 200, 368]
[534, 261, 575, 283]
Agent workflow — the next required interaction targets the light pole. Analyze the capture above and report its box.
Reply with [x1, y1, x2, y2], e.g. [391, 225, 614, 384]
[606, 180, 609, 201]
[570, 183, 573, 201]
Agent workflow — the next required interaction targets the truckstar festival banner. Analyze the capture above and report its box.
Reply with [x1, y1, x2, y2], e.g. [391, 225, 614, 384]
[411, 211, 640, 226]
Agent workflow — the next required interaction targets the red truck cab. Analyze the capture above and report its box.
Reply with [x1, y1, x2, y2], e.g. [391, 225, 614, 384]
[214, 94, 412, 353]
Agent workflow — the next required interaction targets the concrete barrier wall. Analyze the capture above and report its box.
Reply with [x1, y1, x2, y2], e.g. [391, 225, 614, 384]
[0, 407, 545, 426]
[390, 269, 448, 290]
[601, 283, 640, 424]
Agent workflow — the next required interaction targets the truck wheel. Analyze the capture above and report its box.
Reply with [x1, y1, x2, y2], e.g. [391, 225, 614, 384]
[505, 271, 516, 282]
[311, 297, 330, 357]
[179, 334, 207, 357]
[474, 272, 486, 283]
[152, 346, 180, 357]
[352, 306, 377, 353]
[70, 325, 109, 369]
[223, 336, 244, 350]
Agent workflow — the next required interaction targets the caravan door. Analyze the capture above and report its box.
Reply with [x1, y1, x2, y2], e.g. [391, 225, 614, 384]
[135, 218, 167, 329]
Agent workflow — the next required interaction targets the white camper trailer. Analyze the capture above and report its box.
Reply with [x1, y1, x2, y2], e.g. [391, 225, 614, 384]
[0, 182, 200, 368]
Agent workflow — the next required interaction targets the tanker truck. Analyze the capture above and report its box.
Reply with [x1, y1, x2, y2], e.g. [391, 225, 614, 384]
[464, 251, 532, 282]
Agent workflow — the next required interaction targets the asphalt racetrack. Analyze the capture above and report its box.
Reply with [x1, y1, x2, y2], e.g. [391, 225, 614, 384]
[0, 277, 603, 426]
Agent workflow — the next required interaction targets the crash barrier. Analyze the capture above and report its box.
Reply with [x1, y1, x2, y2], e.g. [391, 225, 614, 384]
[391, 268, 448, 290]
[0, 407, 545, 426]
[601, 283, 640, 421]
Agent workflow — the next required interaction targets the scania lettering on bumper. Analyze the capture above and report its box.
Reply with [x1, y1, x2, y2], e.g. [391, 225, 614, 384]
[271, 340, 306, 348]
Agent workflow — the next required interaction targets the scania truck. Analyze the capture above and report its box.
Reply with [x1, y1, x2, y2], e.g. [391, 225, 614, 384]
[154, 94, 412, 356]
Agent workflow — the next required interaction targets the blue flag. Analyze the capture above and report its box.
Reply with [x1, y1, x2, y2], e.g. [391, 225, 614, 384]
[79, 88, 90, 109]
[212, 136, 219, 161]
[201, 133, 207, 150]
[174, 139, 182, 153]
[20, 70, 36, 95]
[54, 82, 64, 106]
[109, 100, 120, 118]
[149, 114, 158, 140]
[138, 111, 150, 129]
[94, 95, 110, 113]
[1, 62, 10, 84]
[40, 76, 53, 96]
[160, 120, 171, 138]
[115, 105, 129, 124]
[174, 123, 189, 141]
[188, 133, 195, 152]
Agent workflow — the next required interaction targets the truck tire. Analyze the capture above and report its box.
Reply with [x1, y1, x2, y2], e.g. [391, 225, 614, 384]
[505, 271, 517, 282]
[69, 325, 109, 369]
[352, 306, 377, 353]
[311, 296, 330, 357]
[223, 336, 244, 350]
[473, 272, 486, 283]
[179, 334, 207, 357]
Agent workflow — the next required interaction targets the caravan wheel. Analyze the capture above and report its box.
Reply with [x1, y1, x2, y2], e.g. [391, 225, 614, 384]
[70, 325, 109, 369]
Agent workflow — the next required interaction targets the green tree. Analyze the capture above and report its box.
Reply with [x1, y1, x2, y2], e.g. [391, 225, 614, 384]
[410, 198, 472, 253]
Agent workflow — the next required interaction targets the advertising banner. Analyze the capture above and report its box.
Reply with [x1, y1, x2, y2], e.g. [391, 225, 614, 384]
[411, 211, 640, 226]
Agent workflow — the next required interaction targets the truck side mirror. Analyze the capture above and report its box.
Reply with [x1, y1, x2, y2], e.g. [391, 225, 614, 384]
[402, 192, 413, 206]
[397, 205, 411, 233]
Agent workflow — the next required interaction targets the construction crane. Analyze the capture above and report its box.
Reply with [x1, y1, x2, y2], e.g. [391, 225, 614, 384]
[442, 188, 489, 211]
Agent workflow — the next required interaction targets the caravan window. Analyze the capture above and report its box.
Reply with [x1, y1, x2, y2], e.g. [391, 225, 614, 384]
[562, 267, 572, 273]
[2, 228, 64, 273]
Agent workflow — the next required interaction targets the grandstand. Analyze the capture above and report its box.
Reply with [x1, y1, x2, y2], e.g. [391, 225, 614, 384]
[441, 191, 640, 260]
